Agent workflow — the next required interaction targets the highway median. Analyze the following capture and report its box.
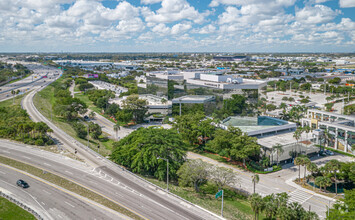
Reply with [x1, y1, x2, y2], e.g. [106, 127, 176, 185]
[0, 155, 144, 220]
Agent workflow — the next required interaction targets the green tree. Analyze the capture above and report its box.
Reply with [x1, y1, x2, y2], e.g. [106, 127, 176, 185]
[325, 159, 341, 194]
[315, 176, 332, 192]
[116, 110, 133, 125]
[110, 127, 186, 181]
[294, 157, 303, 183]
[122, 95, 148, 123]
[249, 193, 265, 220]
[328, 189, 355, 219]
[302, 157, 311, 185]
[177, 159, 210, 192]
[272, 143, 284, 165]
[113, 123, 120, 141]
[252, 174, 259, 194]
[88, 122, 102, 139]
[307, 162, 318, 179]
[210, 166, 238, 189]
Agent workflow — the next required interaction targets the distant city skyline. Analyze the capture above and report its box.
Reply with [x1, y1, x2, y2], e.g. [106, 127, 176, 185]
[0, 0, 354, 53]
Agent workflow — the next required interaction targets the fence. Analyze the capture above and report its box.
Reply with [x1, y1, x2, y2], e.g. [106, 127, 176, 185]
[0, 191, 43, 220]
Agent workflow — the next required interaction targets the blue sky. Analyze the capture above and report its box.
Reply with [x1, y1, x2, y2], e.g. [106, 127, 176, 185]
[0, 0, 354, 52]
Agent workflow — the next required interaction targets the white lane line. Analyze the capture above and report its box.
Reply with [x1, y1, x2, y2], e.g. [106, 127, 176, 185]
[22, 156, 31, 159]
[0, 170, 6, 174]
[44, 163, 52, 167]
[41, 202, 45, 206]
[42, 189, 51, 195]
[65, 201, 75, 208]
[65, 170, 73, 175]
[58, 215, 63, 219]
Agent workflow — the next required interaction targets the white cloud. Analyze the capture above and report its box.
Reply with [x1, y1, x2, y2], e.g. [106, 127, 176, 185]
[142, 0, 205, 23]
[171, 23, 192, 35]
[141, 0, 162, 4]
[339, 0, 355, 8]
[296, 5, 340, 24]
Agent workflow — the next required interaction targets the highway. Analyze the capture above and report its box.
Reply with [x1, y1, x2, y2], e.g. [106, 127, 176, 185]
[0, 63, 61, 102]
[0, 161, 128, 220]
[20, 65, 220, 219]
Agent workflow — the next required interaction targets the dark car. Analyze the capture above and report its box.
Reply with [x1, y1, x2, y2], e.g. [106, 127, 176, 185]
[16, 179, 29, 188]
[84, 115, 89, 120]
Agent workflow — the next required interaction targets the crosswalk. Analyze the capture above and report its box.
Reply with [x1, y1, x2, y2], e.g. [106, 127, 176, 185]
[288, 189, 313, 204]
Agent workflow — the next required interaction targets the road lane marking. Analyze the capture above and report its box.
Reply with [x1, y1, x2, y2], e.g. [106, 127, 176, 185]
[0, 170, 6, 174]
[22, 156, 31, 160]
[43, 189, 51, 195]
[0, 155, 148, 220]
[44, 163, 52, 167]
[65, 170, 73, 175]
[65, 201, 75, 208]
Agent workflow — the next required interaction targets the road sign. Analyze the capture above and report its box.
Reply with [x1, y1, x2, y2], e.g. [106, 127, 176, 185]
[215, 190, 223, 199]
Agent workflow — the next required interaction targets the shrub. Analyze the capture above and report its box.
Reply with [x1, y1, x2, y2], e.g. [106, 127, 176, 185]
[35, 139, 44, 146]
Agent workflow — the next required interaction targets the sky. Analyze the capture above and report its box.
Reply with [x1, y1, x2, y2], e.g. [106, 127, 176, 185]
[0, 0, 355, 53]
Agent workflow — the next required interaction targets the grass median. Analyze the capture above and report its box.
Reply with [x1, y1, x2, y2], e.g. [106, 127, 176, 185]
[33, 78, 112, 156]
[0, 155, 143, 220]
[0, 196, 36, 220]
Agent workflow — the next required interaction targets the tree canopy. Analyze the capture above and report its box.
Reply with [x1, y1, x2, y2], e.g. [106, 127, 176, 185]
[110, 127, 187, 180]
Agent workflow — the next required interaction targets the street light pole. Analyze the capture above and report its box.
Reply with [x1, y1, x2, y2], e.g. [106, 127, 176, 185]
[157, 156, 169, 191]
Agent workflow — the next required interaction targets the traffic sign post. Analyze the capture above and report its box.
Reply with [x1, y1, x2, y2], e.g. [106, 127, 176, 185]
[215, 190, 224, 217]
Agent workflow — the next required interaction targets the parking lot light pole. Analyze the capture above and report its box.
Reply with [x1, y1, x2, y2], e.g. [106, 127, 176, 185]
[157, 157, 169, 191]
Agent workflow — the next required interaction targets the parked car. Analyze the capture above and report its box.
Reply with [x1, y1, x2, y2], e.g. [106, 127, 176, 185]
[325, 150, 334, 156]
[319, 150, 327, 156]
[84, 115, 89, 120]
[16, 179, 29, 188]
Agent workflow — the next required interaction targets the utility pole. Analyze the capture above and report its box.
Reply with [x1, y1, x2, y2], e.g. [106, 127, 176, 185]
[157, 157, 169, 191]
[87, 124, 90, 149]
[221, 190, 224, 217]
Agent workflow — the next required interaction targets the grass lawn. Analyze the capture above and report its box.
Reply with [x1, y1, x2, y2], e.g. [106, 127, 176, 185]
[33, 78, 113, 156]
[141, 176, 256, 220]
[74, 90, 102, 114]
[0, 196, 36, 220]
[0, 93, 26, 107]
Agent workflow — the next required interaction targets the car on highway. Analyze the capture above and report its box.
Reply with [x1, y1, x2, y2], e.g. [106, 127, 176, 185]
[325, 150, 334, 156]
[16, 179, 29, 188]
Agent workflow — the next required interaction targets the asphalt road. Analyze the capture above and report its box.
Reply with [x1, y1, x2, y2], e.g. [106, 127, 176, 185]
[0, 162, 128, 220]
[0, 63, 61, 102]
[0, 140, 215, 220]
[19, 67, 221, 219]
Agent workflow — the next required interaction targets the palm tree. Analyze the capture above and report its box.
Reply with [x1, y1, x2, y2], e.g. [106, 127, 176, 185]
[325, 159, 341, 194]
[293, 129, 301, 144]
[294, 157, 303, 183]
[303, 158, 311, 184]
[272, 144, 284, 166]
[249, 193, 265, 220]
[252, 174, 260, 194]
[307, 162, 318, 179]
[113, 123, 120, 141]
[315, 176, 332, 192]
[303, 125, 311, 140]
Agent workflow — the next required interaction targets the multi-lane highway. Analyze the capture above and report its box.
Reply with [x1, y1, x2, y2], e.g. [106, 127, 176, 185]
[18, 64, 221, 219]
[0, 63, 61, 102]
[0, 161, 127, 220]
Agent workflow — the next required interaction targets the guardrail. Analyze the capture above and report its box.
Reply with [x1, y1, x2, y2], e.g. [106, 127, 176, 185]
[0, 191, 44, 220]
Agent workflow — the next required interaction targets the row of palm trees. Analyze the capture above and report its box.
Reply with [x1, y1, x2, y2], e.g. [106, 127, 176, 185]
[295, 156, 342, 194]
[249, 192, 318, 220]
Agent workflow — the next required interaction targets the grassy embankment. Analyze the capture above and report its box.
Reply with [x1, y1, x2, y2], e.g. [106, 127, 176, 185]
[142, 176, 259, 220]
[0, 155, 142, 220]
[0, 196, 36, 220]
[33, 78, 113, 155]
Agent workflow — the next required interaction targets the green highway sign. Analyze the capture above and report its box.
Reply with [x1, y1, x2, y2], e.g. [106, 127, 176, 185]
[215, 190, 223, 199]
